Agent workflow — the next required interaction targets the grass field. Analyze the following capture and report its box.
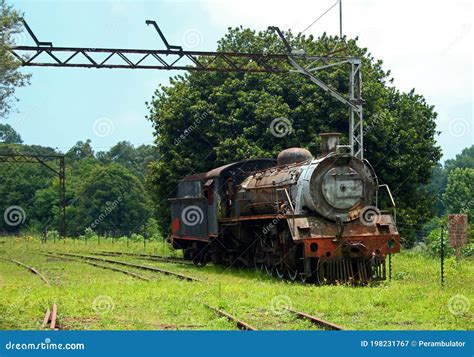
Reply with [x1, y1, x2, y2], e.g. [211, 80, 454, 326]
[0, 236, 472, 330]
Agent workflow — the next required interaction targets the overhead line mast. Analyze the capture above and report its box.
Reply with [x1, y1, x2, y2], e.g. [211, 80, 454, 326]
[9, 19, 364, 159]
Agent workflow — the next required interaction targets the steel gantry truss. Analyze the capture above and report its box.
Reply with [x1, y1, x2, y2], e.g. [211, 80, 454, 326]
[0, 154, 66, 237]
[9, 19, 364, 158]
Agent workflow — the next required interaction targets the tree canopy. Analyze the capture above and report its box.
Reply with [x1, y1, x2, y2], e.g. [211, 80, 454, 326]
[0, 0, 30, 118]
[0, 137, 158, 236]
[146, 27, 442, 246]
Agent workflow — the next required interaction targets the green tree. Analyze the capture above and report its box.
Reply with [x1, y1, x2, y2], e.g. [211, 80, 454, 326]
[0, 123, 22, 143]
[146, 28, 441, 245]
[65, 139, 94, 162]
[443, 168, 474, 220]
[445, 146, 474, 173]
[426, 145, 474, 217]
[0, 0, 30, 118]
[97, 141, 159, 180]
[67, 164, 150, 236]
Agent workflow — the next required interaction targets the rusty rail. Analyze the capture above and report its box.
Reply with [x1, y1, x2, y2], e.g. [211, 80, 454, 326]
[44, 253, 150, 281]
[94, 251, 192, 265]
[52, 252, 200, 282]
[42, 304, 59, 329]
[205, 304, 257, 331]
[1, 257, 51, 286]
[287, 309, 344, 330]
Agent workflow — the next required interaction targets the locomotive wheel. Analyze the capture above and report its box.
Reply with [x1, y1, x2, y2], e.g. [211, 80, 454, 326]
[264, 263, 274, 276]
[275, 265, 285, 279]
[287, 268, 298, 281]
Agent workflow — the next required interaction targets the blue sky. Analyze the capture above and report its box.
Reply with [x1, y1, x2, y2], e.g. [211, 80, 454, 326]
[5, 0, 473, 160]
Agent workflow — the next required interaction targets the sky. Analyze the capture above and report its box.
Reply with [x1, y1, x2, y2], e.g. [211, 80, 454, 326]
[4, 0, 473, 160]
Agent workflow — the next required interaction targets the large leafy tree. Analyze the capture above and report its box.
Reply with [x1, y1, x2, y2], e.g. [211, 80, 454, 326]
[0, 143, 59, 233]
[443, 168, 474, 221]
[426, 145, 474, 216]
[147, 28, 441, 246]
[0, 0, 30, 118]
[97, 141, 159, 180]
[67, 164, 150, 236]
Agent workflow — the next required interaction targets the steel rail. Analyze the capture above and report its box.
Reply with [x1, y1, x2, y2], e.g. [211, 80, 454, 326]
[204, 304, 257, 331]
[93, 251, 192, 265]
[42, 304, 59, 329]
[287, 309, 344, 330]
[44, 253, 150, 281]
[1, 257, 51, 286]
[52, 252, 200, 282]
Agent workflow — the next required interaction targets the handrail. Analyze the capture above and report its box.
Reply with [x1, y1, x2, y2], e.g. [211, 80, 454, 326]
[376, 184, 397, 225]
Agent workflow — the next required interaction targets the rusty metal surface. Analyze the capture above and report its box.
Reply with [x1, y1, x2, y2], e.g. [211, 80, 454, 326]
[183, 159, 276, 181]
[45, 253, 151, 281]
[41, 308, 51, 329]
[50, 304, 58, 330]
[205, 305, 257, 331]
[42, 304, 59, 330]
[448, 214, 468, 248]
[54, 252, 200, 282]
[2, 258, 51, 286]
[94, 251, 192, 265]
[288, 309, 343, 330]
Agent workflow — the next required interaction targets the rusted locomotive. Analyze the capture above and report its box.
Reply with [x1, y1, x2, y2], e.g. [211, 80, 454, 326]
[169, 133, 400, 283]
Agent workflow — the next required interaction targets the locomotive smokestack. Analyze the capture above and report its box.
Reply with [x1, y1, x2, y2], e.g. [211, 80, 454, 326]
[319, 133, 341, 156]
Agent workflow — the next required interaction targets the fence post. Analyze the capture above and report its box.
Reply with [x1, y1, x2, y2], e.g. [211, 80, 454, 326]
[440, 226, 445, 288]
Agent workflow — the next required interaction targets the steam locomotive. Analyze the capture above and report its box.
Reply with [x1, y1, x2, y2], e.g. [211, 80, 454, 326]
[169, 133, 400, 283]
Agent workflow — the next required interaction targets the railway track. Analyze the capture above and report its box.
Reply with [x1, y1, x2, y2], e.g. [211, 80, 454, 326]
[1, 257, 51, 286]
[42, 304, 59, 330]
[205, 304, 343, 331]
[44, 253, 151, 281]
[287, 309, 344, 330]
[93, 251, 192, 265]
[50, 252, 200, 282]
[205, 304, 257, 331]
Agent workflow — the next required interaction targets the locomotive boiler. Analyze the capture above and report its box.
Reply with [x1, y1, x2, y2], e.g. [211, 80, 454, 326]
[169, 133, 400, 283]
